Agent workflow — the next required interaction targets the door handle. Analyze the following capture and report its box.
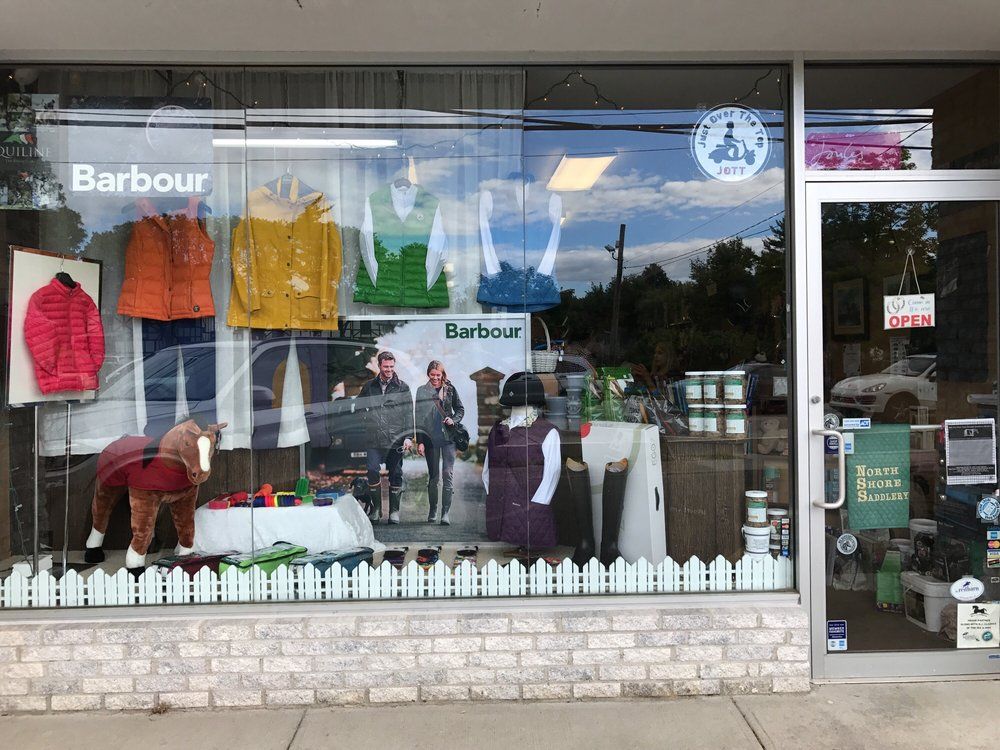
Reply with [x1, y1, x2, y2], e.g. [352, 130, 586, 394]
[812, 428, 845, 510]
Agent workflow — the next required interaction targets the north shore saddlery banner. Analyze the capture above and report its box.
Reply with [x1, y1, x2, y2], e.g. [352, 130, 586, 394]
[846, 424, 910, 530]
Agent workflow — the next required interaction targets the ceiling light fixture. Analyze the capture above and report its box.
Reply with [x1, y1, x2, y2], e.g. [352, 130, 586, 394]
[212, 137, 398, 149]
[546, 154, 615, 192]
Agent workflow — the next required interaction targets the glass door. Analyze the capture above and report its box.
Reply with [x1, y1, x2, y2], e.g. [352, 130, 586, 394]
[806, 180, 1000, 679]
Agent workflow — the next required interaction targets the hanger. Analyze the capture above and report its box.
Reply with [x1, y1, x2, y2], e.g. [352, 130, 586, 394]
[504, 171, 536, 184]
[267, 170, 317, 199]
[393, 176, 412, 189]
[121, 197, 212, 217]
[55, 256, 75, 288]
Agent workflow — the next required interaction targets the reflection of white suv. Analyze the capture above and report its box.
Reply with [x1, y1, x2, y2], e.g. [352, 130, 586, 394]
[830, 354, 937, 422]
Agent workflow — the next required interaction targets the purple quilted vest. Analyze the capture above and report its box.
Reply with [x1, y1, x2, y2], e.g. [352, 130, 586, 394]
[485, 417, 558, 548]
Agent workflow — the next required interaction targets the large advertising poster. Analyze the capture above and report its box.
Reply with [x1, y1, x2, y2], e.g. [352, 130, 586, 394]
[352, 315, 528, 545]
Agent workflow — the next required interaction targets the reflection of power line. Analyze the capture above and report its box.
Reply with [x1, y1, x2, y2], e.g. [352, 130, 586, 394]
[623, 210, 784, 270]
[620, 181, 784, 265]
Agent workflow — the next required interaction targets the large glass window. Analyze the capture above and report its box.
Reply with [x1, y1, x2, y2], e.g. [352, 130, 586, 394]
[0, 65, 790, 607]
[805, 64, 1000, 171]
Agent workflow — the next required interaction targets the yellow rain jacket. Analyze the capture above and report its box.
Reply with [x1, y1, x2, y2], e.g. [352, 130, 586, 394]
[227, 178, 342, 330]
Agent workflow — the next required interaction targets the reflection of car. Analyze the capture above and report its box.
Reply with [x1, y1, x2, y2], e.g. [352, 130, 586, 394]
[733, 360, 787, 414]
[51, 337, 376, 469]
[830, 354, 937, 422]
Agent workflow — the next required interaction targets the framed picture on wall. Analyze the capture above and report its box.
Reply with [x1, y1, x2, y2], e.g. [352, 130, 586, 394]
[831, 278, 867, 340]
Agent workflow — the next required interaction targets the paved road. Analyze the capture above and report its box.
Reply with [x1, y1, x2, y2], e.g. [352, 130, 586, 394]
[372, 455, 488, 544]
[0, 682, 992, 749]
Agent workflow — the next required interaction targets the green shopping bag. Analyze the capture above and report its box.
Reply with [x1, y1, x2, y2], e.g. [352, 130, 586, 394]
[876, 549, 904, 612]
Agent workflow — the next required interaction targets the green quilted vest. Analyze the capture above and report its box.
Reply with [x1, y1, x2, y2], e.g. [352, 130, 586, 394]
[354, 184, 450, 308]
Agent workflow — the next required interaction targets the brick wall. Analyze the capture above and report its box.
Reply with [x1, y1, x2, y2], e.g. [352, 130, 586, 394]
[0, 601, 810, 712]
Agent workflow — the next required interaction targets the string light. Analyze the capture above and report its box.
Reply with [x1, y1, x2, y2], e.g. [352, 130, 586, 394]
[526, 69, 625, 111]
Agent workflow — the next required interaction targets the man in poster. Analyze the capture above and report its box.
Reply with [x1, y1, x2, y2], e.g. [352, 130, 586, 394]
[357, 351, 414, 524]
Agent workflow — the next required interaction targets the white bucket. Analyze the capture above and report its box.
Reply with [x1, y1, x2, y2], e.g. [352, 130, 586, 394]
[889, 538, 914, 569]
[742, 524, 771, 557]
[901, 570, 952, 632]
[908, 518, 938, 539]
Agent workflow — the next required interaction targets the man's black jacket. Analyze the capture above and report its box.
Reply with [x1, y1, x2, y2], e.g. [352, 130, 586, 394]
[356, 373, 415, 449]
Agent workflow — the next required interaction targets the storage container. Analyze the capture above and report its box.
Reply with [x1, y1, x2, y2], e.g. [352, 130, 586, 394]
[702, 371, 723, 403]
[723, 370, 746, 404]
[742, 524, 770, 557]
[725, 404, 747, 437]
[745, 490, 769, 526]
[901, 570, 952, 632]
[684, 372, 704, 404]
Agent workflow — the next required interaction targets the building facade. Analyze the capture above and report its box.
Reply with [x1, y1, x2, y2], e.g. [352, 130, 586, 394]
[0, 0, 997, 712]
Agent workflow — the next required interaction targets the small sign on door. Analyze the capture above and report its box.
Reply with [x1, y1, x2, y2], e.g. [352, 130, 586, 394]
[827, 619, 847, 651]
[884, 293, 935, 330]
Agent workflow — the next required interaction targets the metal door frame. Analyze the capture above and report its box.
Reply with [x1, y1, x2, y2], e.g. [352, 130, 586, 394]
[804, 178, 1000, 679]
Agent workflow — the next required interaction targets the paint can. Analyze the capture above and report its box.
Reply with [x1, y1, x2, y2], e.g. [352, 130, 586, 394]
[743, 524, 771, 557]
[745, 490, 769, 526]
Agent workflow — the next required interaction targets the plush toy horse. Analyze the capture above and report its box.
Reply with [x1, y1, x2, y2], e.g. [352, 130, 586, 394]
[84, 418, 227, 570]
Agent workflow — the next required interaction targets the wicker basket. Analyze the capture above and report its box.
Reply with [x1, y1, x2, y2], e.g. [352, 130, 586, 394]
[531, 317, 559, 373]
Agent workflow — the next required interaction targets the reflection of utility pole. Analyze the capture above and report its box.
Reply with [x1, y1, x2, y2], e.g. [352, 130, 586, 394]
[605, 223, 626, 361]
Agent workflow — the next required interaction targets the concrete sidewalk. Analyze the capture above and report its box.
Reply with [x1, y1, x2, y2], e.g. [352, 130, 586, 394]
[0, 682, 992, 749]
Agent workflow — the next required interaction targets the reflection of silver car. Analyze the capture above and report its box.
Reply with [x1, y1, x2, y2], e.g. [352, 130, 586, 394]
[47, 338, 373, 458]
[830, 354, 937, 422]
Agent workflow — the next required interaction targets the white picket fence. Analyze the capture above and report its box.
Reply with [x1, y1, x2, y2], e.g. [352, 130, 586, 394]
[0, 555, 792, 609]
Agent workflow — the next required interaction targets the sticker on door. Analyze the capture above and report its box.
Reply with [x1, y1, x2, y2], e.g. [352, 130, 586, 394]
[827, 619, 847, 651]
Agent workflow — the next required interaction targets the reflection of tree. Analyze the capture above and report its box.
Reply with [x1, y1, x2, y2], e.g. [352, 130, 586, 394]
[3, 202, 86, 253]
[821, 202, 937, 288]
[540, 225, 789, 376]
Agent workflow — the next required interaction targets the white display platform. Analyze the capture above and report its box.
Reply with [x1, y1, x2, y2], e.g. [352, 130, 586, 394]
[193, 495, 382, 555]
[582, 421, 667, 564]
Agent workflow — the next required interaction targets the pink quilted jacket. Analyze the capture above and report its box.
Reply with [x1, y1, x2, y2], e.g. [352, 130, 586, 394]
[24, 278, 105, 394]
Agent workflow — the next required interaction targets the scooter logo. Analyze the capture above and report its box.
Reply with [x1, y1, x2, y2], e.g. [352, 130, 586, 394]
[691, 104, 770, 183]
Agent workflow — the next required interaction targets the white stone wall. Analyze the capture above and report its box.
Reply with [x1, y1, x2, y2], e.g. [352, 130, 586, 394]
[0, 603, 810, 712]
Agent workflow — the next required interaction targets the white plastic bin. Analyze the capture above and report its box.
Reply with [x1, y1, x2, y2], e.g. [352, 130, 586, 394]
[908, 518, 938, 538]
[901, 570, 952, 632]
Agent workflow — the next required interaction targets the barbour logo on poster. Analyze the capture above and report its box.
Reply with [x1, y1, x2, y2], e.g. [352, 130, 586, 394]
[445, 323, 522, 340]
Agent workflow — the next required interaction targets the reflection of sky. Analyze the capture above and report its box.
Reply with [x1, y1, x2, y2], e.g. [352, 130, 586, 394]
[34, 104, 787, 294]
[524, 108, 785, 291]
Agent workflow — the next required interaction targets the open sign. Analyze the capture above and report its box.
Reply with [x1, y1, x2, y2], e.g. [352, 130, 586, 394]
[884, 293, 935, 330]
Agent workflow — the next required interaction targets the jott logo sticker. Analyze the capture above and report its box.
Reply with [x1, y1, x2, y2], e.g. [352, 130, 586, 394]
[691, 105, 771, 182]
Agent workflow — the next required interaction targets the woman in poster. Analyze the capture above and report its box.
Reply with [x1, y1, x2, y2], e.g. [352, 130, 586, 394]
[415, 359, 465, 525]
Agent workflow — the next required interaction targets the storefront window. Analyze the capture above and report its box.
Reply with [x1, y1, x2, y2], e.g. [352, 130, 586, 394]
[805, 64, 1000, 171]
[0, 65, 790, 607]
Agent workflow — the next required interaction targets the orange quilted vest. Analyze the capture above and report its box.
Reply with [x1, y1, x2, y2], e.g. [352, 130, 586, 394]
[117, 198, 215, 321]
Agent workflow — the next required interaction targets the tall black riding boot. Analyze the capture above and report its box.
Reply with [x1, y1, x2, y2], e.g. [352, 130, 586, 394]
[565, 458, 595, 567]
[427, 482, 439, 523]
[599, 458, 629, 566]
[440, 488, 453, 526]
[388, 487, 402, 525]
[366, 483, 382, 521]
